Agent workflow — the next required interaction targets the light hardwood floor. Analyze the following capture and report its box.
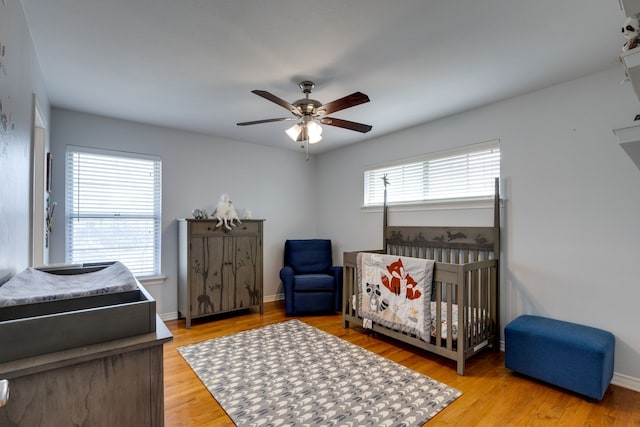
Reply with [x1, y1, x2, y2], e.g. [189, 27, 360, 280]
[163, 301, 640, 426]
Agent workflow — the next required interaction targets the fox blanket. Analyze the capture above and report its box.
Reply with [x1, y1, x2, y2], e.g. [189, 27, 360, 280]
[357, 253, 434, 341]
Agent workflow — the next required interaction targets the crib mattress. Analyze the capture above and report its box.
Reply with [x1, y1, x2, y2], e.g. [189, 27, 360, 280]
[430, 302, 488, 341]
[0, 261, 138, 307]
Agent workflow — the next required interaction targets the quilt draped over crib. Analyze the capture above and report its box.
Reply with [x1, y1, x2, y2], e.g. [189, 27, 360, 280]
[357, 253, 434, 342]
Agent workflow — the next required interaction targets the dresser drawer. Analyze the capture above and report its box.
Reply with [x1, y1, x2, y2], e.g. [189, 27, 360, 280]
[189, 220, 261, 236]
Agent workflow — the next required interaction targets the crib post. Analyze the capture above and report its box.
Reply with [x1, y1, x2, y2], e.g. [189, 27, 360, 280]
[342, 262, 352, 328]
[382, 174, 389, 251]
[493, 176, 501, 352]
[456, 266, 467, 375]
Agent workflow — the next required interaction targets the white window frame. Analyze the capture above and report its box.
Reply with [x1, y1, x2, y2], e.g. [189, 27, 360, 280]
[363, 140, 500, 210]
[65, 145, 162, 279]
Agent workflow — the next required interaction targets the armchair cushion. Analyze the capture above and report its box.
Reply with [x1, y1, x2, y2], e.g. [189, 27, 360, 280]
[284, 239, 332, 274]
[293, 274, 336, 292]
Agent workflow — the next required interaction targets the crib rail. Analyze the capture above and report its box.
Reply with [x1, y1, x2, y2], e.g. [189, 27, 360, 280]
[343, 248, 499, 375]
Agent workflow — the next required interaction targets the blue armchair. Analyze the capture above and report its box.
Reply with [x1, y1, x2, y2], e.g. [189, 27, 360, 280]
[280, 239, 343, 316]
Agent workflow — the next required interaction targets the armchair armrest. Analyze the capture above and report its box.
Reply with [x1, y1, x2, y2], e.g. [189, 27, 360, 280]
[280, 266, 296, 315]
[280, 265, 295, 284]
[330, 266, 343, 311]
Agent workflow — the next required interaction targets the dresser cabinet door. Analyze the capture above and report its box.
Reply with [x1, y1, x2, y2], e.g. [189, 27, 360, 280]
[188, 235, 222, 316]
[187, 226, 261, 316]
[231, 234, 262, 309]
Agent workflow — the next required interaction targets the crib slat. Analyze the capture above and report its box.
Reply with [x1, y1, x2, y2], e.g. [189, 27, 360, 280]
[435, 282, 443, 345]
[446, 282, 454, 351]
[482, 267, 489, 342]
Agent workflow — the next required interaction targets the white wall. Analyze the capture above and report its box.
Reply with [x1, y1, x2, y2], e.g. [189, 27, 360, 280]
[48, 109, 318, 316]
[315, 66, 640, 383]
[0, 0, 50, 279]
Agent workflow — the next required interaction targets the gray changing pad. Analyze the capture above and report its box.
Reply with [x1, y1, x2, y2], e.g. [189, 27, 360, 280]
[0, 262, 138, 307]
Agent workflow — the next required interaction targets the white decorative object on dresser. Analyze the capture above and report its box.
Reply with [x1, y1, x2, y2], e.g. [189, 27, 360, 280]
[177, 219, 264, 328]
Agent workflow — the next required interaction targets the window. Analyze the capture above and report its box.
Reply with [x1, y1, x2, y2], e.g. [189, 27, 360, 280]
[364, 140, 500, 206]
[65, 146, 162, 277]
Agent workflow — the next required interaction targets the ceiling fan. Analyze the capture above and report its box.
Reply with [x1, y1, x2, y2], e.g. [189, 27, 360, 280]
[237, 81, 372, 145]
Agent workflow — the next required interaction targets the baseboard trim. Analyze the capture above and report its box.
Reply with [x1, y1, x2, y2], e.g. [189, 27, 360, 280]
[612, 372, 640, 392]
[264, 293, 284, 303]
[160, 311, 178, 321]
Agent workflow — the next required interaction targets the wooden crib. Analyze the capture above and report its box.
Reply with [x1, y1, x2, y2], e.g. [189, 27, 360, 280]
[343, 181, 500, 375]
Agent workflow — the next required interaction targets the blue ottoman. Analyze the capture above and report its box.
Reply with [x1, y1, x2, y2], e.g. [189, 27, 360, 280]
[505, 315, 615, 400]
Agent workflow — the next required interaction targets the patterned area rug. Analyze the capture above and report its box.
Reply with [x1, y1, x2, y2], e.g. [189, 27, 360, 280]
[178, 320, 461, 426]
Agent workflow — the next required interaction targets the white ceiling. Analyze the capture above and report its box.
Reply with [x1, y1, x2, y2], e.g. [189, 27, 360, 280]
[21, 0, 627, 154]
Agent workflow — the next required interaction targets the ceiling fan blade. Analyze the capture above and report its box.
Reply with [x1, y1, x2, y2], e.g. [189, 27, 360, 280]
[320, 117, 372, 133]
[317, 92, 370, 115]
[237, 117, 297, 126]
[252, 90, 302, 116]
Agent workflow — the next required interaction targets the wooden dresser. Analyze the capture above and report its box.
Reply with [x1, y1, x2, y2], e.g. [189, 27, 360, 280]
[177, 219, 264, 328]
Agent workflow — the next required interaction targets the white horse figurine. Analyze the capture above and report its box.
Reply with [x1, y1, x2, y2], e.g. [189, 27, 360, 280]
[212, 193, 241, 230]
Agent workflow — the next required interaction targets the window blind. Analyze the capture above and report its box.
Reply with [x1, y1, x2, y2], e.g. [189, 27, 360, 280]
[364, 140, 500, 206]
[65, 146, 162, 277]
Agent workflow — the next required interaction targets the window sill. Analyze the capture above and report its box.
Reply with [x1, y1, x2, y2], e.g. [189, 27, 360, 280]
[137, 275, 166, 286]
[361, 197, 502, 213]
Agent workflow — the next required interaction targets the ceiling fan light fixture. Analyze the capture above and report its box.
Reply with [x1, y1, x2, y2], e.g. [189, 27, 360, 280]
[309, 133, 322, 144]
[286, 119, 322, 143]
[307, 120, 322, 144]
[285, 123, 302, 141]
[307, 120, 322, 136]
